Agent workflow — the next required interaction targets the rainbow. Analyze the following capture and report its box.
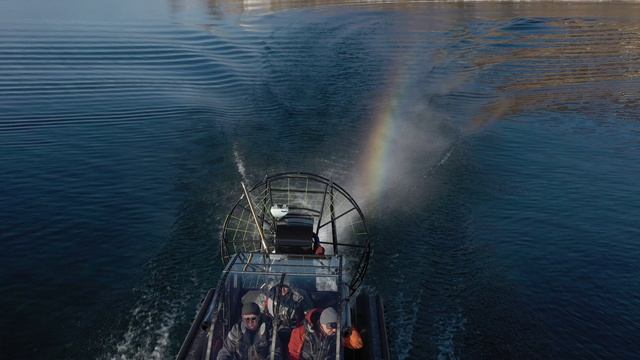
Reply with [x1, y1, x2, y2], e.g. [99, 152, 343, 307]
[357, 67, 407, 204]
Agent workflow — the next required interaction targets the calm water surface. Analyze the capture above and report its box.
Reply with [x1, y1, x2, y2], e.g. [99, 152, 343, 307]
[1, 1, 640, 359]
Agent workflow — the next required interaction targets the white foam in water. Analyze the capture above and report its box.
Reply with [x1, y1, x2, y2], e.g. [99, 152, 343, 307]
[150, 312, 177, 360]
[437, 144, 455, 168]
[390, 289, 422, 360]
[434, 312, 467, 360]
[109, 295, 183, 360]
[232, 145, 247, 182]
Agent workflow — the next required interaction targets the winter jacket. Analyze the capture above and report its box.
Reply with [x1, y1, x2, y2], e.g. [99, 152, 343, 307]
[287, 309, 363, 360]
[257, 283, 312, 330]
[217, 317, 281, 360]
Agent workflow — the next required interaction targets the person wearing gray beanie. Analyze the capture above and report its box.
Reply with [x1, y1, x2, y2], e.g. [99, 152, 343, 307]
[288, 307, 363, 360]
[319, 308, 338, 329]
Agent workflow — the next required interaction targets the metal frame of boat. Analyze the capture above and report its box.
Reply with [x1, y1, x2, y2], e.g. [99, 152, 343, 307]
[177, 172, 389, 360]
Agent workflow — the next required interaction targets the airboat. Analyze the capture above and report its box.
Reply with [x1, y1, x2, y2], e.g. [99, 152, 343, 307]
[176, 172, 390, 360]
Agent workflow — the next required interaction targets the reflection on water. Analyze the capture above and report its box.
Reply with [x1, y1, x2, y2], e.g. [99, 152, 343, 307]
[1, 1, 640, 359]
[471, 17, 640, 129]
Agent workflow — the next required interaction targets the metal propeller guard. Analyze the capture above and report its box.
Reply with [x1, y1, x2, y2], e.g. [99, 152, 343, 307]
[221, 172, 371, 295]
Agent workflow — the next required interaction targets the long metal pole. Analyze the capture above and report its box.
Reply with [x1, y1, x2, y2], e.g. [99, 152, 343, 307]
[330, 184, 338, 254]
[241, 182, 269, 254]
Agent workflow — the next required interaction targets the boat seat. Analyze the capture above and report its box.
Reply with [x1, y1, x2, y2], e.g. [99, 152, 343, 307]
[274, 216, 315, 254]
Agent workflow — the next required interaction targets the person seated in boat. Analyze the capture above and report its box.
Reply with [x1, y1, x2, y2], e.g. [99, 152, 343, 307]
[287, 307, 363, 360]
[312, 233, 325, 256]
[257, 280, 313, 345]
[217, 302, 281, 360]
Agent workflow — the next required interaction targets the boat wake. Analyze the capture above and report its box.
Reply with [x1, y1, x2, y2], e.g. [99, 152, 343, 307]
[232, 145, 247, 183]
[115, 312, 176, 360]
[434, 312, 466, 360]
[390, 289, 423, 360]
[108, 295, 184, 360]
[435, 142, 456, 169]
[387, 288, 466, 360]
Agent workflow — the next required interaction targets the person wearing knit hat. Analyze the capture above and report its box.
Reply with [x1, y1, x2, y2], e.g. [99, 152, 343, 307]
[258, 279, 312, 336]
[217, 302, 281, 360]
[242, 302, 261, 315]
[319, 308, 338, 336]
[288, 307, 363, 360]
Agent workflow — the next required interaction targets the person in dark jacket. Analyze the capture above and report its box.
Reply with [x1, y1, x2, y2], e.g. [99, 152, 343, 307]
[255, 280, 312, 358]
[217, 302, 281, 360]
[259, 280, 312, 331]
[288, 307, 363, 360]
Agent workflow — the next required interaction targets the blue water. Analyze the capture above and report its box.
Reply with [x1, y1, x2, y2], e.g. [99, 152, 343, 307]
[1, 1, 640, 359]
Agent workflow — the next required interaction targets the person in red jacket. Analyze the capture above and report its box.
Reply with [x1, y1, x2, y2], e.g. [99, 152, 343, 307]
[288, 307, 363, 360]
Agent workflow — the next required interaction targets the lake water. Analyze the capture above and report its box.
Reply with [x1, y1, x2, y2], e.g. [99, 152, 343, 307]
[1, 1, 639, 359]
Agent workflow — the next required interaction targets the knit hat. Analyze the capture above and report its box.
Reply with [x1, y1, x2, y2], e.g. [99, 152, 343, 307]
[319, 307, 338, 325]
[242, 302, 261, 316]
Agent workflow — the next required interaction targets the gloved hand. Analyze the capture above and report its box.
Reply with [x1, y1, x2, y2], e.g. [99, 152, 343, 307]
[343, 327, 364, 349]
[342, 326, 352, 338]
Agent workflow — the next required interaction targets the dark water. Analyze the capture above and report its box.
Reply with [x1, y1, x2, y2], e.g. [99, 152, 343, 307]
[2, 1, 640, 359]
